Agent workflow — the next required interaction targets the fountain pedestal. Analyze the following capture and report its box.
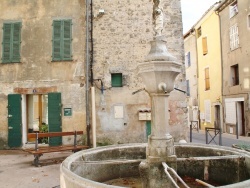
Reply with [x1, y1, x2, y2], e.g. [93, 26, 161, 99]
[138, 36, 181, 187]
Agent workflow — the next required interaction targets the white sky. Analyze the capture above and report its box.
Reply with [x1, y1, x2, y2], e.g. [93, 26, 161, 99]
[181, 0, 220, 34]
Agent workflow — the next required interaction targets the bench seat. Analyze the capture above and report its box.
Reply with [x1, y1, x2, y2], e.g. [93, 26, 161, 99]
[23, 131, 89, 166]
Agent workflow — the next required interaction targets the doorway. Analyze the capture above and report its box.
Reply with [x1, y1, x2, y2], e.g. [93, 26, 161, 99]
[27, 94, 48, 142]
[214, 105, 221, 129]
[146, 121, 151, 140]
[236, 101, 245, 136]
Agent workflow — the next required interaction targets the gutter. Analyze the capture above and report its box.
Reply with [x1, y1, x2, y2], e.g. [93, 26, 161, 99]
[215, 10, 224, 133]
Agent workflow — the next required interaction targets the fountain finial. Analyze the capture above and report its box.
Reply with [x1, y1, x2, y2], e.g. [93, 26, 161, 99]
[153, 0, 164, 37]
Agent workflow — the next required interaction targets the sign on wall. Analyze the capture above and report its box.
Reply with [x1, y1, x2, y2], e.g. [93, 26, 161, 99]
[64, 108, 72, 116]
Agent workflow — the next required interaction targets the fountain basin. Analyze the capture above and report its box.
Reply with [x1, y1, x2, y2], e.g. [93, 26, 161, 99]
[60, 143, 250, 188]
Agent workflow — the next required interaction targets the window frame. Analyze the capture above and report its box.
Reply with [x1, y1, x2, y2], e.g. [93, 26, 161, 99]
[202, 37, 208, 55]
[230, 64, 239, 86]
[204, 100, 211, 123]
[204, 67, 210, 91]
[229, 0, 238, 19]
[52, 19, 72, 61]
[2, 22, 21, 63]
[111, 73, 123, 87]
[230, 24, 239, 51]
[197, 27, 202, 38]
[185, 52, 191, 67]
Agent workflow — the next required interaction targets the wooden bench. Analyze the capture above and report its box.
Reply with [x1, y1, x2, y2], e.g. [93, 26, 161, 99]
[23, 131, 89, 166]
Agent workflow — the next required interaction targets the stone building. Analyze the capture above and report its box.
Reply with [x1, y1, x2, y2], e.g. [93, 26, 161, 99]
[0, 0, 186, 149]
[216, 0, 250, 136]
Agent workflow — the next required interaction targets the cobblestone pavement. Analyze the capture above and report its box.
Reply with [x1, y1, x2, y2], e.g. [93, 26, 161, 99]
[0, 150, 72, 188]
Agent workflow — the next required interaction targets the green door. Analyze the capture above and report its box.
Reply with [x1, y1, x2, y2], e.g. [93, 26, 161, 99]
[48, 93, 62, 146]
[8, 94, 22, 148]
[146, 121, 151, 139]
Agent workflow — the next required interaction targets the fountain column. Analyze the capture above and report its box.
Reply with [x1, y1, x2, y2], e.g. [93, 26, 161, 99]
[138, 1, 182, 187]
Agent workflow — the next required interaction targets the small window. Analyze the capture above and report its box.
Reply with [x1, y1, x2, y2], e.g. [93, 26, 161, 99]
[202, 37, 208, 55]
[197, 27, 202, 38]
[111, 73, 123, 87]
[229, 1, 238, 18]
[205, 68, 210, 91]
[231, 64, 239, 86]
[186, 80, 190, 96]
[52, 20, 72, 61]
[230, 24, 239, 50]
[185, 52, 191, 67]
[2, 22, 21, 63]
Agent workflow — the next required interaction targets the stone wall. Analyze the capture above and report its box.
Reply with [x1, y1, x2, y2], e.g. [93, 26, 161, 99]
[92, 0, 187, 144]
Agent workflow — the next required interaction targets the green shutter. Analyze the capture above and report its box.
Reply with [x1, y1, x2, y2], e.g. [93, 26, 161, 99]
[8, 94, 22, 148]
[12, 23, 21, 62]
[111, 73, 123, 87]
[2, 22, 21, 63]
[63, 20, 72, 60]
[2, 23, 12, 63]
[52, 20, 62, 61]
[52, 20, 72, 61]
[48, 92, 62, 146]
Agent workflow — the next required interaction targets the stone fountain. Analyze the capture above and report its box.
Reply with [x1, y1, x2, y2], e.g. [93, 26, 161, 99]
[60, 1, 250, 187]
[138, 0, 181, 187]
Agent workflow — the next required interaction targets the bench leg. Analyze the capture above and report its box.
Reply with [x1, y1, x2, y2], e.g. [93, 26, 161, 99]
[33, 154, 42, 167]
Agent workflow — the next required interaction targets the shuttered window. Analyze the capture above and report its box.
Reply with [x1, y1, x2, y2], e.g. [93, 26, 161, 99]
[52, 20, 72, 61]
[205, 68, 210, 90]
[204, 100, 211, 122]
[111, 73, 123, 87]
[230, 24, 239, 51]
[2, 22, 21, 63]
[185, 52, 191, 67]
[202, 37, 208, 55]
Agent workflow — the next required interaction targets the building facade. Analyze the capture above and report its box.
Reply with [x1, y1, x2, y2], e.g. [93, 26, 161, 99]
[184, 29, 199, 127]
[0, 0, 187, 149]
[192, 3, 223, 131]
[217, 0, 250, 136]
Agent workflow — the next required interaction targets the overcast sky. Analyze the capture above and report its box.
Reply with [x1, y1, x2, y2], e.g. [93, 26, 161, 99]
[181, 0, 220, 33]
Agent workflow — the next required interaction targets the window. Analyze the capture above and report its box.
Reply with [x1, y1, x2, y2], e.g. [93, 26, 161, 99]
[205, 68, 210, 90]
[230, 24, 239, 50]
[231, 64, 239, 86]
[185, 52, 191, 67]
[197, 27, 202, 38]
[202, 37, 208, 55]
[2, 22, 21, 63]
[52, 20, 72, 61]
[229, 1, 238, 18]
[204, 100, 211, 123]
[111, 73, 123, 87]
[186, 80, 190, 96]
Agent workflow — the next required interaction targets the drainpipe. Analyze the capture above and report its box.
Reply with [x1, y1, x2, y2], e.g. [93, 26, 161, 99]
[91, 87, 96, 148]
[215, 9, 224, 133]
[85, 0, 91, 147]
[90, 0, 97, 147]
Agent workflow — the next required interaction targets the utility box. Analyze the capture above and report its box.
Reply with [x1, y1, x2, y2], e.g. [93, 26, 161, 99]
[139, 109, 151, 121]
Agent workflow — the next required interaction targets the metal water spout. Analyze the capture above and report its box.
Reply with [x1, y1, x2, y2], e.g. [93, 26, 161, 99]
[138, 0, 182, 187]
